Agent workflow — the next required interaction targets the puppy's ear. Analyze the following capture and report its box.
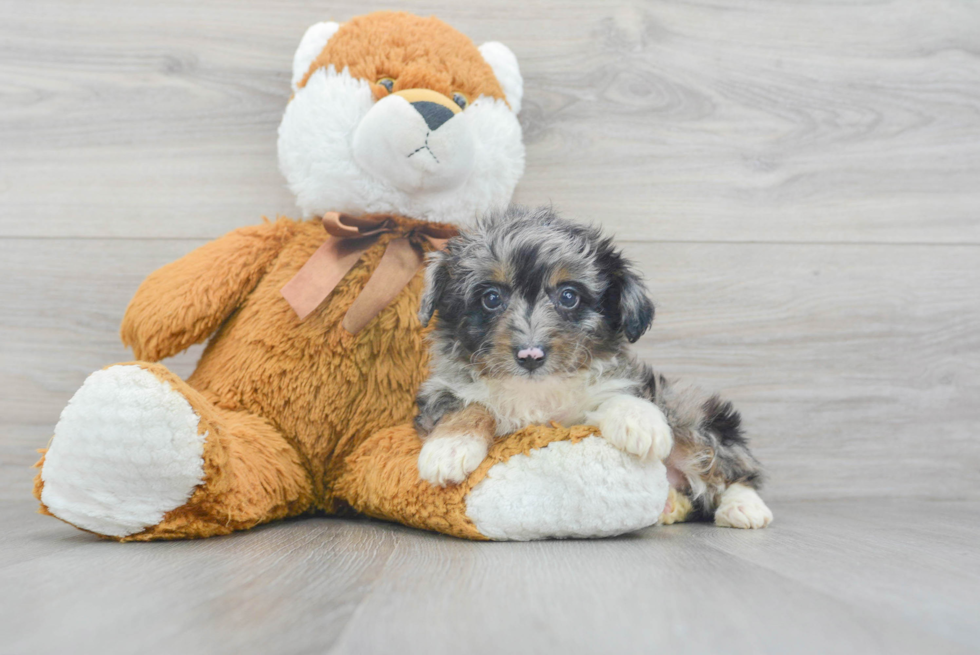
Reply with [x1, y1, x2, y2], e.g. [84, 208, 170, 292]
[605, 263, 655, 343]
[619, 270, 655, 342]
[418, 251, 451, 327]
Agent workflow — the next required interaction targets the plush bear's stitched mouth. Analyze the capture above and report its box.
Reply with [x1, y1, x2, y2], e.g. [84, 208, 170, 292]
[352, 93, 476, 193]
[407, 133, 440, 164]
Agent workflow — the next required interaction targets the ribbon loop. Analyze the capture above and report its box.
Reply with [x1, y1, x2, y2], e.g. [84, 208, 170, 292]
[281, 213, 457, 332]
[322, 212, 397, 239]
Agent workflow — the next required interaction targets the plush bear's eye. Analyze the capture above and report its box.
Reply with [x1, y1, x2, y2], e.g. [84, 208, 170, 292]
[452, 93, 468, 110]
[378, 78, 395, 93]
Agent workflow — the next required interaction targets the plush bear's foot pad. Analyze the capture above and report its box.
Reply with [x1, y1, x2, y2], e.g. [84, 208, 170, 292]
[41, 365, 206, 537]
[464, 436, 669, 540]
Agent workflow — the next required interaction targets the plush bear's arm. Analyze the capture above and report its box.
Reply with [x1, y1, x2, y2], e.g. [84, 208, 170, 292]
[121, 219, 295, 361]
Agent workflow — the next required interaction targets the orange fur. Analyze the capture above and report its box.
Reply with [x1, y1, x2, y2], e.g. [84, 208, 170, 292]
[33, 216, 592, 540]
[120, 219, 295, 361]
[32, 13, 589, 541]
[336, 423, 604, 540]
[299, 12, 507, 107]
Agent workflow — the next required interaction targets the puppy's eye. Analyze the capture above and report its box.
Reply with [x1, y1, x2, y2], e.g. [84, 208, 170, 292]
[558, 287, 580, 309]
[482, 289, 503, 310]
[452, 92, 468, 110]
[378, 78, 395, 93]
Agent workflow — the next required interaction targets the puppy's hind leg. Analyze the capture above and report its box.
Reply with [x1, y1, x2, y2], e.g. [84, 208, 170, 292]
[714, 483, 773, 529]
[659, 384, 772, 529]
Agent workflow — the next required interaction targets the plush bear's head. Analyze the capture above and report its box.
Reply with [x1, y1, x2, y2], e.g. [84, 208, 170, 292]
[278, 12, 525, 223]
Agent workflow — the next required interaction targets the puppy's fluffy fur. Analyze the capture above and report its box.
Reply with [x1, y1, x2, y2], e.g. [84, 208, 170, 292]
[415, 206, 772, 528]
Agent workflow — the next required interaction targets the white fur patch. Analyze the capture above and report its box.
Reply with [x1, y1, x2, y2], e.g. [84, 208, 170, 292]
[454, 370, 636, 436]
[478, 41, 523, 114]
[291, 21, 340, 92]
[587, 394, 673, 461]
[465, 436, 669, 540]
[714, 483, 773, 529]
[418, 434, 489, 487]
[40, 365, 206, 537]
[352, 94, 476, 193]
[278, 67, 524, 224]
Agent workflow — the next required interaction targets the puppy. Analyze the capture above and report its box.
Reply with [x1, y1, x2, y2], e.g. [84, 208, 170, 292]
[415, 206, 772, 529]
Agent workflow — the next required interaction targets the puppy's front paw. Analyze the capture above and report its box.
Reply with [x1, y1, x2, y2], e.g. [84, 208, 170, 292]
[714, 484, 773, 529]
[418, 434, 489, 487]
[588, 395, 673, 461]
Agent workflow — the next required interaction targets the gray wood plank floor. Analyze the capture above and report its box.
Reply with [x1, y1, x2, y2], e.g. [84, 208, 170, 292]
[1, 499, 977, 655]
[1, 0, 978, 652]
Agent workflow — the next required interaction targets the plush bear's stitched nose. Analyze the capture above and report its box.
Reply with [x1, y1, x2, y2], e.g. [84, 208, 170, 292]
[412, 101, 455, 131]
[516, 346, 546, 372]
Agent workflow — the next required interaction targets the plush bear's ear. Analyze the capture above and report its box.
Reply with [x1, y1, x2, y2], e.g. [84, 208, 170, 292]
[418, 251, 452, 328]
[479, 42, 523, 114]
[292, 21, 341, 92]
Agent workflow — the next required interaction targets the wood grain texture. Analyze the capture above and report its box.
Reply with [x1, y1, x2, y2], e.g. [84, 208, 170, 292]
[1, 2, 979, 651]
[1, 0, 979, 242]
[2, 238, 977, 502]
[1, 499, 977, 654]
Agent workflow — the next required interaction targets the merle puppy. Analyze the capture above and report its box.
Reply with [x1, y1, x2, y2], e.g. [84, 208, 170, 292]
[415, 205, 772, 528]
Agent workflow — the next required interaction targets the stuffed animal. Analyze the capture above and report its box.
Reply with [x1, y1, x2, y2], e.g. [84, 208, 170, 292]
[32, 11, 670, 541]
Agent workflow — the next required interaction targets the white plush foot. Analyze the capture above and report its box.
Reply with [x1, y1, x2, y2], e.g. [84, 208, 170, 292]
[40, 365, 206, 537]
[714, 483, 773, 529]
[465, 436, 669, 540]
[418, 434, 489, 487]
[587, 394, 673, 461]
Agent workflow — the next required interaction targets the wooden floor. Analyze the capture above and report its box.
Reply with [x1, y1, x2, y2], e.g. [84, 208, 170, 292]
[2, 0, 979, 652]
[2, 498, 978, 654]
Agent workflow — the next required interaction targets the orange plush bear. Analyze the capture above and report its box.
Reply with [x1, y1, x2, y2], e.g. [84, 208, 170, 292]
[33, 12, 669, 541]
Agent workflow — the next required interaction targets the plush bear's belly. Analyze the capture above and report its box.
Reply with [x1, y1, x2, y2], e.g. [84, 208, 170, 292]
[187, 222, 431, 507]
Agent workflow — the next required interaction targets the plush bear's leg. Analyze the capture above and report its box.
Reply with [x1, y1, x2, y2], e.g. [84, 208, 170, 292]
[334, 423, 670, 541]
[34, 363, 313, 541]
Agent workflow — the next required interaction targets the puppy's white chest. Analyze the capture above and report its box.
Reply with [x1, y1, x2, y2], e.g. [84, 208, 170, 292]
[465, 374, 612, 436]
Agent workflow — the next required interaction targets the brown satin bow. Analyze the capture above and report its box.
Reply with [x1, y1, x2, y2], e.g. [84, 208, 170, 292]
[280, 212, 456, 334]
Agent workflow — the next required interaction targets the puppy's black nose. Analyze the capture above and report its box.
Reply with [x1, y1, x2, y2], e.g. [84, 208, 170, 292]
[412, 101, 454, 131]
[516, 346, 546, 372]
